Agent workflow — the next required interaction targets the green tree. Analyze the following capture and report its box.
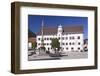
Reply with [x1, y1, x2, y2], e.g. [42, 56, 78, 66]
[32, 42, 37, 49]
[51, 38, 60, 51]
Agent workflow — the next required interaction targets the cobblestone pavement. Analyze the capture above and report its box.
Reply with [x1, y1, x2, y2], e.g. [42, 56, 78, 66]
[28, 51, 88, 61]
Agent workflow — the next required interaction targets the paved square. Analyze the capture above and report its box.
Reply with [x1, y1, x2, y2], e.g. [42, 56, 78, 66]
[28, 50, 88, 61]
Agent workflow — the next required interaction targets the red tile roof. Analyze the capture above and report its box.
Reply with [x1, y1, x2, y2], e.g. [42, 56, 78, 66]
[37, 25, 83, 35]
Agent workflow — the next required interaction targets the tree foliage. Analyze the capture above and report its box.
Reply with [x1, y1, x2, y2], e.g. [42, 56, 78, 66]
[51, 38, 60, 49]
[32, 42, 37, 49]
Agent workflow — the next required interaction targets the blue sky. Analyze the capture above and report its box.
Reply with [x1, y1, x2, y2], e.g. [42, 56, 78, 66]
[28, 15, 88, 39]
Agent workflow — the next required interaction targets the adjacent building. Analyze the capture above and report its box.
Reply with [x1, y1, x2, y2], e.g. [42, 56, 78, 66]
[37, 25, 84, 52]
[28, 29, 36, 49]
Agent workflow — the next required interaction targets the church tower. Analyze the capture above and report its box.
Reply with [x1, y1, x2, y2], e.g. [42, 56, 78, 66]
[57, 24, 63, 36]
[57, 24, 63, 50]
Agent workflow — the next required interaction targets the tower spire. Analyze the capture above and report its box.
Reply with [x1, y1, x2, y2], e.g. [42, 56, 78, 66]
[41, 18, 44, 47]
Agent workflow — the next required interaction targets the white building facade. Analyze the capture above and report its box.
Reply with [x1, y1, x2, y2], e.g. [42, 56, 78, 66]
[37, 25, 84, 52]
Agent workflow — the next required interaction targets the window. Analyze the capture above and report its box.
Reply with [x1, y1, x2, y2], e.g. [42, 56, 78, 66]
[72, 36, 74, 39]
[66, 43, 68, 45]
[66, 47, 68, 50]
[72, 42, 74, 45]
[62, 37, 64, 40]
[47, 38, 49, 40]
[44, 43, 46, 45]
[62, 43, 65, 45]
[69, 36, 74, 40]
[47, 43, 49, 45]
[58, 37, 60, 40]
[70, 37, 71, 39]
[48, 48, 50, 50]
[78, 42, 80, 45]
[44, 38, 46, 40]
[71, 47, 74, 50]
[38, 38, 40, 40]
[66, 37, 68, 40]
[78, 36, 80, 39]
[69, 42, 71, 45]
[78, 47, 80, 50]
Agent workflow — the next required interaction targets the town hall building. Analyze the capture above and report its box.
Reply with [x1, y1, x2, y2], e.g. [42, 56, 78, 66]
[36, 25, 84, 53]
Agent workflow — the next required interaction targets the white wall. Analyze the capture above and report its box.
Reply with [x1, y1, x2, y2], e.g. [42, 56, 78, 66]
[37, 33, 83, 52]
[0, 0, 100, 76]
